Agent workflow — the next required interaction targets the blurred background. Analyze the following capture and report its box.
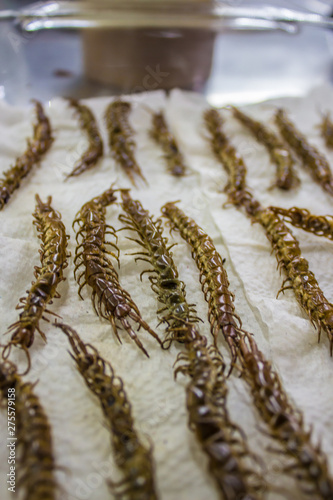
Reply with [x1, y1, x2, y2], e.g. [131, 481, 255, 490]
[1, 0, 333, 105]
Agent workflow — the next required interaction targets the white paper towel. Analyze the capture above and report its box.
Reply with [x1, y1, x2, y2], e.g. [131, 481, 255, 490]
[0, 87, 332, 500]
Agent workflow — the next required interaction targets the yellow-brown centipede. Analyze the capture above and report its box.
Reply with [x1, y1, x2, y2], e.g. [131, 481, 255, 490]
[54, 323, 159, 500]
[73, 186, 161, 357]
[66, 98, 103, 178]
[119, 190, 265, 499]
[231, 106, 298, 190]
[275, 108, 333, 196]
[163, 201, 333, 499]
[150, 111, 187, 177]
[0, 359, 56, 500]
[270, 206, 333, 240]
[320, 113, 333, 149]
[2, 195, 69, 372]
[0, 100, 53, 210]
[105, 99, 146, 186]
[204, 108, 247, 205]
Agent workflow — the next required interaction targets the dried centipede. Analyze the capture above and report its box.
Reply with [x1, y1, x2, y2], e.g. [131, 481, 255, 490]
[66, 98, 103, 178]
[270, 206, 333, 240]
[231, 106, 298, 190]
[0, 359, 56, 499]
[162, 201, 243, 368]
[163, 202, 333, 499]
[2, 195, 69, 372]
[119, 189, 199, 346]
[54, 323, 158, 500]
[319, 113, 333, 149]
[73, 186, 161, 357]
[150, 111, 187, 176]
[275, 108, 333, 196]
[119, 190, 265, 499]
[204, 108, 247, 204]
[105, 99, 146, 186]
[0, 100, 53, 210]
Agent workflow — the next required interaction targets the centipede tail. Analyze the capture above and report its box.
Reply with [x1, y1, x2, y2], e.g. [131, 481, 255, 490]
[66, 98, 103, 178]
[150, 111, 187, 176]
[73, 186, 161, 356]
[105, 99, 146, 186]
[0, 101, 53, 209]
[0, 360, 56, 500]
[275, 109, 333, 196]
[2, 195, 69, 372]
[55, 323, 159, 500]
[270, 206, 333, 241]
[231, 106, 298, 190]
[119, 190, 265, 500]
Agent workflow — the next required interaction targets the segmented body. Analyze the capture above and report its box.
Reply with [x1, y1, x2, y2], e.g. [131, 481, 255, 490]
[119, 191, 264, 499]
[163, 200, 333, 498]
[204, 108, 247, 204]
[320, 113, 333, 149]
[66, 98, 103, 178]
[73, 187, 161, 357]
[105, 100, 146, 186]
[0, 360, 56, 500]
[270, 206, 333, 240]
[119, 190, 199, 345]
[55, 323, 158, 500]
[3, 195, 69, 372]
[257, 207, 333, 354]
[0, 100, 53, 209]
[162, 202, 242, 367]
[238, 333, 333, 500]
[150, 111, 186, 176]
[231, 106, 298, 190]
[275, 109, 333, 196]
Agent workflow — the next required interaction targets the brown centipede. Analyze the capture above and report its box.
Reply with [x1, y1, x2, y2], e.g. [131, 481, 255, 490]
[2, 195, 69, 373]
[204, 108, 247, 205]
[150, 111, 187, 177]
[162, 201, 243, 368]
[163, 201, 333, 499]
[66, 98, 104, 179]
[0, 100, 53, 210]
[275, 108, 333, 196]
[231, 106, 298, 190]
[319, 113, 333, 149]
[105, 99, 146, 186]
[269, 206, 333, 240]
[119, 190, 265, 499]
[0, 359, 56, 499]
[73, 186, 161, 357]
[54, 322, 159, 500]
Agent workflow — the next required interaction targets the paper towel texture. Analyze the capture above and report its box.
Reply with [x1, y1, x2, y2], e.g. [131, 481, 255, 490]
[0, 87, 332, 500]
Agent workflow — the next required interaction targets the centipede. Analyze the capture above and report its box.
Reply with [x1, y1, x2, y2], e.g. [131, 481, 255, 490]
[73, 186, 161, 357]
[150, 111, 187, 177]
[162, 201, 244, 368]
[204, 108, 247, 205]
[275, 108, 333, 196]
[105, 99, 146, 186]
[231, 106, 298, 190]
[163, 201, 333, 499]
[119, 189, 199, 346]
[269, 206, 333, 240]
[319, 113, 333, 149]
[2, 195, 69, 373]
[119, 190, 265, 499]
[0, 359, 56, 500]
[66, 98, 104, 179]
[0, 100, 53, 210]
[54, 323, 158, 500]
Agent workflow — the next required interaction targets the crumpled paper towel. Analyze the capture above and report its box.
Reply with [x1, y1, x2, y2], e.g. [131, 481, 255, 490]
[0, 86, 332, 500]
